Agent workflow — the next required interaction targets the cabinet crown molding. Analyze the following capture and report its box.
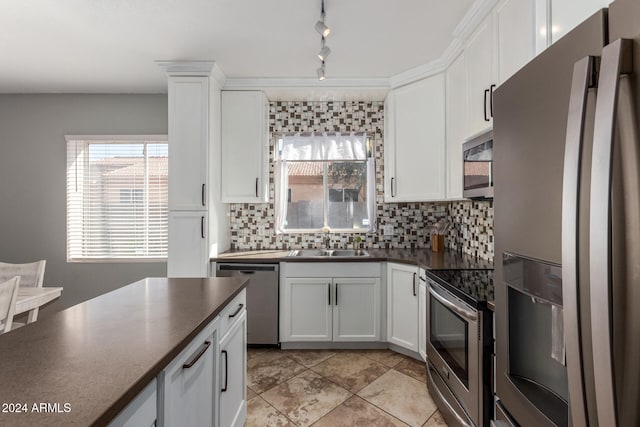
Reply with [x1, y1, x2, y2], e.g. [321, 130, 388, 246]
[156, 60, 227, 86]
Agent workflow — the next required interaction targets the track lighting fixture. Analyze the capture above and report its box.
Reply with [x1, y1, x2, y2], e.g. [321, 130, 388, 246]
[315, 0, 330, 80]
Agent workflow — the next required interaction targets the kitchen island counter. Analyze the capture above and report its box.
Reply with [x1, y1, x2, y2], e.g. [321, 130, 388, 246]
[0, 277, 248, 427]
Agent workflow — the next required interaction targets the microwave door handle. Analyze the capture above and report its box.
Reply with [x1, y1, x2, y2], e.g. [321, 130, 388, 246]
[428, 286, 476, 322]
[590, 39, 637, 427]
[561, 55, 596, 427]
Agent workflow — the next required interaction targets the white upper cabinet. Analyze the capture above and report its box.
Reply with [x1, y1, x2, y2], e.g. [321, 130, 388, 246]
[550, 0, 610, 44]
[168, 76, 209, 211]
[495, 0, 536, 84]
[384, 74, 446, 202]
[445, 51, 467, 200]
[221, 91, 269, 203]
[465, 14, 496, 138]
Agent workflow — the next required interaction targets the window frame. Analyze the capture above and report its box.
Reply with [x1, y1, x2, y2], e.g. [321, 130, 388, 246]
[276, 136, 376, 234]
[65, 134, 169, 263]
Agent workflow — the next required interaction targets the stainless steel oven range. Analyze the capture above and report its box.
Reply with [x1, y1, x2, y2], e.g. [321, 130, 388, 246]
[425, 269, 494, 427]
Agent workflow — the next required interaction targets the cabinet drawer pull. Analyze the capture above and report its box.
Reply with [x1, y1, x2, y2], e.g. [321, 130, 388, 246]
[229, 303, 244, 318]
[391, 177, 395, 197]
[202, 183, 206, 206]
[335, 283, 339, 306]
[221, 350, 228, 392]
[328, 283, 331, 305]
[182, 341, 211, 369]
[255, 177, 259, 198]
[201, 216, 205, 239]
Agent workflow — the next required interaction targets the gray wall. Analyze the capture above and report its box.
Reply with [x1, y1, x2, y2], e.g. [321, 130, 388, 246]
[0, 94, 168, 317]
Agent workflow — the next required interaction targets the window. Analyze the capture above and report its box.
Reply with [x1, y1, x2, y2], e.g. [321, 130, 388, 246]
[66, 136, 168, 261]
[275, 132, 376, 232]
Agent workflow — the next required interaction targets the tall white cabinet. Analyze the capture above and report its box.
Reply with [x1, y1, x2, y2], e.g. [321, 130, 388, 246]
[221, 91, 269, 203]
[160, 61, 225, 277]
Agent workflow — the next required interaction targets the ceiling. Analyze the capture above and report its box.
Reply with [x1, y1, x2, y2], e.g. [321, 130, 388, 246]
[0, 0, 475, 94]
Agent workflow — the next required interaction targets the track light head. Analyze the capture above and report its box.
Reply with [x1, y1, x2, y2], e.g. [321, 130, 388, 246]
[317, 45, 331, 61]
[315, 20, 330, 37]
[317, 63, 326, 81]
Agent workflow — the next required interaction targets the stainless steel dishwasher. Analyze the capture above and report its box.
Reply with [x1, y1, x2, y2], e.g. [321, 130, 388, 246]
[216, 263, 279, 346]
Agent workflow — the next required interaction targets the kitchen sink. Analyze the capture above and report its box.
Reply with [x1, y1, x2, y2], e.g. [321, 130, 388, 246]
[287, 249, 370, 257]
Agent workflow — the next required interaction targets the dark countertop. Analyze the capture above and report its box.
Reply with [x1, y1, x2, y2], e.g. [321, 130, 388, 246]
[0, 277, 248, 427]
[213, 248, 493, 270]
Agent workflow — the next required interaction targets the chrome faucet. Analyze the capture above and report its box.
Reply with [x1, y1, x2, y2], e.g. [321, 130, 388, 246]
[325, 232, 331, 250]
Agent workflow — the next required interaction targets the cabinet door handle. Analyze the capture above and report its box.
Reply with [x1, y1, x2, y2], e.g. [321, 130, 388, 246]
[201, 216, 205, 239]
[229, 303, 244, 318]
[489, 84, 496, 118]
[413, 272, 417, 297]
[221, 350, 228, 392]
[335, 283, 339, 306]
[255, 177, 259, 198]
[201, 183, 206, 206]
[391, 177, 395, 197]
[328, 283, 331, 305]
[182, 341, 211, 369]
[483, 88, 490, 122]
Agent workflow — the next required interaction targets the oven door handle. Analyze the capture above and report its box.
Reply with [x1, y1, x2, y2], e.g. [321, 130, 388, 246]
[428, 286, 477, 321]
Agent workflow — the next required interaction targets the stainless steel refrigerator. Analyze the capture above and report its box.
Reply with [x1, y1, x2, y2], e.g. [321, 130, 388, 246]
[493, 1, 640, 425]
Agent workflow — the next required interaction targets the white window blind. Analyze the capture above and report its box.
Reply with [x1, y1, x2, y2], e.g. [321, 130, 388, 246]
[66, 136, 168, 261]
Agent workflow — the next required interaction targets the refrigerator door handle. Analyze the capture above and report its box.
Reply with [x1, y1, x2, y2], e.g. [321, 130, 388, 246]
[562, 55, 596, 427]
[590, 38, 634, 427]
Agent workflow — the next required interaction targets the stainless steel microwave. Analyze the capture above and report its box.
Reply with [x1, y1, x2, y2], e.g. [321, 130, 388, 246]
[463, 130, 493, 199]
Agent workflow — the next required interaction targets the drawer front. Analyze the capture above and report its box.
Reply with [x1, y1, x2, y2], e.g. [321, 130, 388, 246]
[160, 317, 218, 427]
[219, 289, 247, 338]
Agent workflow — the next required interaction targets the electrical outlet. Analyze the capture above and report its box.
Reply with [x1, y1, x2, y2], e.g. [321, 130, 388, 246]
[383, 224, 394, 236]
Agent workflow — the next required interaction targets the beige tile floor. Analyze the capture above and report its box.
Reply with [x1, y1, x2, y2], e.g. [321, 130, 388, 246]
[246, 348, 448, 427]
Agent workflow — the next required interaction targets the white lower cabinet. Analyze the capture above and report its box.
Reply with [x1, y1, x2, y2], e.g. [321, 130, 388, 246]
[160, 317, 218, 427]
[418, 269, 427, 362]
[219, 309, 247, 427]
[280, 263, 382, 343]
[333, 278, 380, 341]
[282, 277, 333, 341]
[387, 263, 419, 352]
[108, 379, 157, 427]
[281, 277, 380, 342]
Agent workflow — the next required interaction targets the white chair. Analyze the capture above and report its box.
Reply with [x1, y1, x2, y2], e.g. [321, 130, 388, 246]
[0, 276, 20, 334]
[0, 260, 46, 326]
[0, 260, 46, 288]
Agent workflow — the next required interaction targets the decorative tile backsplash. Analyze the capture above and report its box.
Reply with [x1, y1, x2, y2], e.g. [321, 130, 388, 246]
[229, 101, 494, 262]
